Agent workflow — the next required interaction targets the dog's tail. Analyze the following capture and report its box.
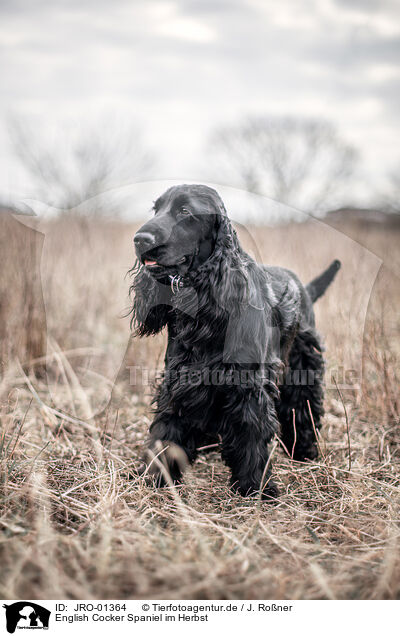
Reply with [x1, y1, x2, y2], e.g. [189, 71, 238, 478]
[306, 259, 341, 303]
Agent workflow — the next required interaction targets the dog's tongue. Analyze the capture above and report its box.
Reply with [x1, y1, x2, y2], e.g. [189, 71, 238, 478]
[144, 259, 157, 266]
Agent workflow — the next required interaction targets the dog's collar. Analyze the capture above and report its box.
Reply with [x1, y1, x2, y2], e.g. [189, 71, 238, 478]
[168, 247, 201, 294]
[168, 274, 185, 295]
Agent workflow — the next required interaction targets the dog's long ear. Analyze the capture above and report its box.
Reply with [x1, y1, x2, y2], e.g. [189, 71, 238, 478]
[222, 266, 279, 366]
[210, 213, 248, 309]
[211, 214, 280, 368]
[128, 263, 170, 336]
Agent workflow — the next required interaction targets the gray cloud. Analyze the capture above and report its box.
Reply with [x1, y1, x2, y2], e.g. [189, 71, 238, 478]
[332, 0, 399, 13]
[0, 0, 399, 206]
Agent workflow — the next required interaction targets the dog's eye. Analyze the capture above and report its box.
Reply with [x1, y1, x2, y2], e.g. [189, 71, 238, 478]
[177, 206, 193, 220]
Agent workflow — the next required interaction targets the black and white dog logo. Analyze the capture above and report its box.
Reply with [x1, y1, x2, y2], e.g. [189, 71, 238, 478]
[3, 602, 50, 634]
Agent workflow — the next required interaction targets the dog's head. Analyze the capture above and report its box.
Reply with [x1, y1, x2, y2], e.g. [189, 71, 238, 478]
[129, 184, 254, 340]
[133, 184, 230, 280]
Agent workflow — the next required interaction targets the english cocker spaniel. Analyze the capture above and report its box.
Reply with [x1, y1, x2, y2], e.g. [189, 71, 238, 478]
[130, 184, 340, 500]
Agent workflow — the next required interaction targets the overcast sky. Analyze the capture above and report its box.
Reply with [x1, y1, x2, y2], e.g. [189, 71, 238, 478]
[0, 0, 399, 210]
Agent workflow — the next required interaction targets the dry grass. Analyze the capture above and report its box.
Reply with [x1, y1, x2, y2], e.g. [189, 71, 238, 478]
[0, 215, 46, 371]
[0, 214, 399, 600]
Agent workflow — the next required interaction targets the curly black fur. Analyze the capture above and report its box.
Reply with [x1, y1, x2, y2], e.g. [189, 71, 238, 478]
[129, 184, 340, 500]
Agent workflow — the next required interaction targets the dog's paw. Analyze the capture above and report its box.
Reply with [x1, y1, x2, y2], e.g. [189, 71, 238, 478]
[292, 443, 319, 462]
[141, 440, 189, 487]
[231, 479, 280, 503]
[260, 480, 280, 502]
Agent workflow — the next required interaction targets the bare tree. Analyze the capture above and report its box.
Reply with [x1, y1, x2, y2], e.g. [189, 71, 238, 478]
[209, 117, 358, 213]
[8, 115, 155, 215]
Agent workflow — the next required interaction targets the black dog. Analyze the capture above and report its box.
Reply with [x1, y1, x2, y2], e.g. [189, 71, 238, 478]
[130, 184, 340, 500]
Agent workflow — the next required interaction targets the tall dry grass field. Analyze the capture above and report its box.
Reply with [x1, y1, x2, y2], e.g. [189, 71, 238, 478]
[0, 212, 399, 599]
[0, 214, 46, 372]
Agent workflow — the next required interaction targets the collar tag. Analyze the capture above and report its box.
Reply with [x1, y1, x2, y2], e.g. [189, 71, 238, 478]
[169, 274, 184, 294]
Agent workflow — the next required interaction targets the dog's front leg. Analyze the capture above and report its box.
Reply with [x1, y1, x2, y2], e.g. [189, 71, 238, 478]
[141, 415, 198, 487]
[219, 386, 280, 501]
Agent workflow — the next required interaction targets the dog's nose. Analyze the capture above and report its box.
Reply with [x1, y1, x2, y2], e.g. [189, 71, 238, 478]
[134, 232, 156, 252]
